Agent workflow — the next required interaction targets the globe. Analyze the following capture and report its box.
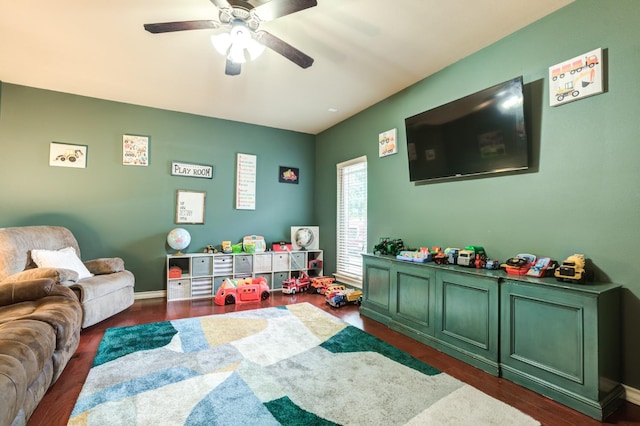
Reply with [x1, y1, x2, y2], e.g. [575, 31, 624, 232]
[294, 227, 314, 250]
[167, 228, 191, 255]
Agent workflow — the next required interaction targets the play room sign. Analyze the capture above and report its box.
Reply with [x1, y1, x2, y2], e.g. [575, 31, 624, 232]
[171, 161, 213, 179]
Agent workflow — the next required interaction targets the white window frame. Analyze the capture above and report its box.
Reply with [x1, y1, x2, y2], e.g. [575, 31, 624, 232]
[335, 155, 367, 288]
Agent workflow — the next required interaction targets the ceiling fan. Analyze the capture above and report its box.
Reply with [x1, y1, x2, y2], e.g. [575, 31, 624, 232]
[144, 0, 317, 76]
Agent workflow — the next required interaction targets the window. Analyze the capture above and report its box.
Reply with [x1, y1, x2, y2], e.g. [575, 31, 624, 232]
[335, 156, 367, 287]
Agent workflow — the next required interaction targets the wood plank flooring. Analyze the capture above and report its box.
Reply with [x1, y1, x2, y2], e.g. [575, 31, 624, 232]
[27, 292, 640, 426]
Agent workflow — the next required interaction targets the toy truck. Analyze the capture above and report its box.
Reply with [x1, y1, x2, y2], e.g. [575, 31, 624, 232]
[326, 288, 363, 308]
[310, 276, 336, 294]
[555, 254, 587, 283]
[214, 277, 270, 305]
[282, 272, 311, 294]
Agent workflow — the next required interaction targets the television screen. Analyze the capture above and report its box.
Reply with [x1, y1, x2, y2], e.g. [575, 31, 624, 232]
[404, 76, 528, 183]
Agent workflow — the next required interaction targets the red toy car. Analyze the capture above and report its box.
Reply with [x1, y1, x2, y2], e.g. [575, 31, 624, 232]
[214, 277, 270, 305]
[282, 271, 311, 294]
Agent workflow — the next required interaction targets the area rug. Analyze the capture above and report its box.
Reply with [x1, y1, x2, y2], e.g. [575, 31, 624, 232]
[68, 303, 540, 425]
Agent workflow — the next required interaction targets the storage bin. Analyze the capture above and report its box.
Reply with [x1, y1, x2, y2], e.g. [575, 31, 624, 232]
[214, 255, 233, 275]
[192, 256, 213, 276]
[235, 255, 253, 274]
[167, 279, 191, 301]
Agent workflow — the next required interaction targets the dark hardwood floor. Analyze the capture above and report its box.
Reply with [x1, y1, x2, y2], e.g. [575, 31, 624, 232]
[28, 292, 640, 426]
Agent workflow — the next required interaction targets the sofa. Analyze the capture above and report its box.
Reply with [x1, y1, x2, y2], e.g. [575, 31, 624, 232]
[0, 226, 135, 328]
[0, 278, 83, 426]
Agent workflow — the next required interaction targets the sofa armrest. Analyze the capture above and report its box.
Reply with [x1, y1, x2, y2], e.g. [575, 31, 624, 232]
[84, 257, 125, 275]
[1, 268, 79, 285]
[0, 278, 78, 305]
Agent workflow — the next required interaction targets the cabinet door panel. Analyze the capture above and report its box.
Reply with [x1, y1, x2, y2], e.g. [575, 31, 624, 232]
[364, 264, 391, 310]
[393, 265, 434, 334]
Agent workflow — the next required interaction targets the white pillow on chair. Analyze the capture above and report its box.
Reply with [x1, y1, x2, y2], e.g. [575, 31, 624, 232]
[31, 246, 94, 280]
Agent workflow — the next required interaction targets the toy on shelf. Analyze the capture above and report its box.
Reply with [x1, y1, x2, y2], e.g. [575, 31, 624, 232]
[214, 277, 270, 305]
[431, 247, 448, 265]
[396, 250, 431, 263]
[168, 266, 182, 279]
[555, 254, 588, 283]
[526, 257, 558, 278]
[485, 260, 501, 270]
[309, 276, 336, 294]
[204, 245, 217, 254]
[445, 248, 460, 265]
[501, 253, 536, 275]
[373, 237, 407, 256]
[221, 241, 232, 254]
[326, 288, 363, 308]
[282, 271, 311, 294]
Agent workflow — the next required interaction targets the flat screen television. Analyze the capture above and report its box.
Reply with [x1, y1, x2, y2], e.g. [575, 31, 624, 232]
[404, 76, 528, 183]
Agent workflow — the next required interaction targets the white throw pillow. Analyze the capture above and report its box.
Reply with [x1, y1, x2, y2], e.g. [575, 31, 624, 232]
[31, 246, 94, 280]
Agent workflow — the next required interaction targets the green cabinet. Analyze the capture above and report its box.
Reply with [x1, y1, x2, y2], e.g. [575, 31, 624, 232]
[360, 254, 623, 420]
[500, 278, 623, 420]
[361, 255, 393, 325]
[435, 270, 499, 375]
[361, 255, 500, 376]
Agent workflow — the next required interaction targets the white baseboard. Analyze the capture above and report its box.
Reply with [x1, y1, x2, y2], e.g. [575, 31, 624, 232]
[134, 290, 166, 300]
[624, 384, 640, 406]
[129, 288, 640, 407]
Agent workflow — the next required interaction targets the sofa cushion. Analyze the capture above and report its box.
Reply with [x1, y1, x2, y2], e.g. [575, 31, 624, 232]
[0, 226, 82, 282]
[71, 270, 135, 303]
[31, 247, 93, 280]
[0, 319, 57, 426]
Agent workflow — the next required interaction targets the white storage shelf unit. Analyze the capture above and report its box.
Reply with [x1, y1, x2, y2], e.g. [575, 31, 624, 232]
[166, 250, 323, 301]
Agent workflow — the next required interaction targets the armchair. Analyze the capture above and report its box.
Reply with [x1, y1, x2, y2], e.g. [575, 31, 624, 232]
[0, 226, 135, 328]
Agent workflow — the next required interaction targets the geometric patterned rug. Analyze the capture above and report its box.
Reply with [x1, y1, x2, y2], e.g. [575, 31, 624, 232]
[67, 303, 540, 425]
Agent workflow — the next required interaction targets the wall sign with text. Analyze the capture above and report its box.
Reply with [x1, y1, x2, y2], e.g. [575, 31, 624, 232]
[171, 161, 213, 179]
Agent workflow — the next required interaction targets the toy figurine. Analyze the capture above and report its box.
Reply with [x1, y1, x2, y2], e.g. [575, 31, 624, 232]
[204, 244, 217, 254]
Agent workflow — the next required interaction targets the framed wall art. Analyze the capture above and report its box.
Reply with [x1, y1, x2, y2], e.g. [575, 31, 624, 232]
[548, 48, 604, 107]
[379, 128, 397, 157]
[123, 134, 149, 166]
[49, 142, 87, 168]
[279, 166, 299, 184]
[175, 190, 206, 224]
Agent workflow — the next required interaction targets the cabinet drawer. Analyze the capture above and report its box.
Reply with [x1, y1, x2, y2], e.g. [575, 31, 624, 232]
[272, 253, 290, 271]
[192, 256, 212, 276]
[234, 255, 253, 274]
[253, 253, 272, 273]
[214, 255, 233, 275]
[273, 271, 288, 289]
[290, 252, 306, 270]
[191, 277, 213, 298]
[167, 279, 191, 301]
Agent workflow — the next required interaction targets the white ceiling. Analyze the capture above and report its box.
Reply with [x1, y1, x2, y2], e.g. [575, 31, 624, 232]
[0, 0, 572, 134]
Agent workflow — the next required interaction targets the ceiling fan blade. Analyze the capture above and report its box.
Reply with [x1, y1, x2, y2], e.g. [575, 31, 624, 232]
[210, 0, 231, 9]
[225, 59, 242, 76]
[144, 20, 220, 34]
[253, 0, 317, 22]
[256, 31, 313, 69]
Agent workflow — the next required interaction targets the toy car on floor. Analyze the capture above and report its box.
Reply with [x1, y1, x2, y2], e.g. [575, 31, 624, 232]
[309, 276, 336, 294]
[326, 288, 363, 308]
[282, 271, 311, 294]
[214, 277, 270, 305]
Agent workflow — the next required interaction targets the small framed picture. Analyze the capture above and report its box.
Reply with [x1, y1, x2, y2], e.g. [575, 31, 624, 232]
[379, 128, 398, 157]
[548, 48, 604, 107]
[175, 190, 206, 224]
[49, 142, 87, 168]
[123, 134, 150, 166]
[279, 166, 299, 184]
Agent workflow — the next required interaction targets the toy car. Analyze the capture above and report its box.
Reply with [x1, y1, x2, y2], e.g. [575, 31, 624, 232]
[214, 277, 270, 305]
[309, 276, 336, 294]
[326, 288, 363, 308]
[555, 254, 587, 283]
[282, 271, 311, 294]
[501, 254, 536, 275]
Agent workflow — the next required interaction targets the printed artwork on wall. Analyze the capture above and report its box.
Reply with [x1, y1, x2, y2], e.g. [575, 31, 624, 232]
[279, 166, 299, 184]
[379, 128, 397, 157]
[123, 134, 150, 166]
[548, 48, 603, 107]
[49, 142, 87, 168]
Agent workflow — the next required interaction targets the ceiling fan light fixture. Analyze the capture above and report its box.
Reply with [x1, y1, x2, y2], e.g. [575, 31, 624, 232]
[211, 33, 232, 56]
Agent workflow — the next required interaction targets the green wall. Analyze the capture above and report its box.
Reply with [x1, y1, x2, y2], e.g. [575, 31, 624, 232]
[315, 0, 640, 388]
[0, 84, 316, 293]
